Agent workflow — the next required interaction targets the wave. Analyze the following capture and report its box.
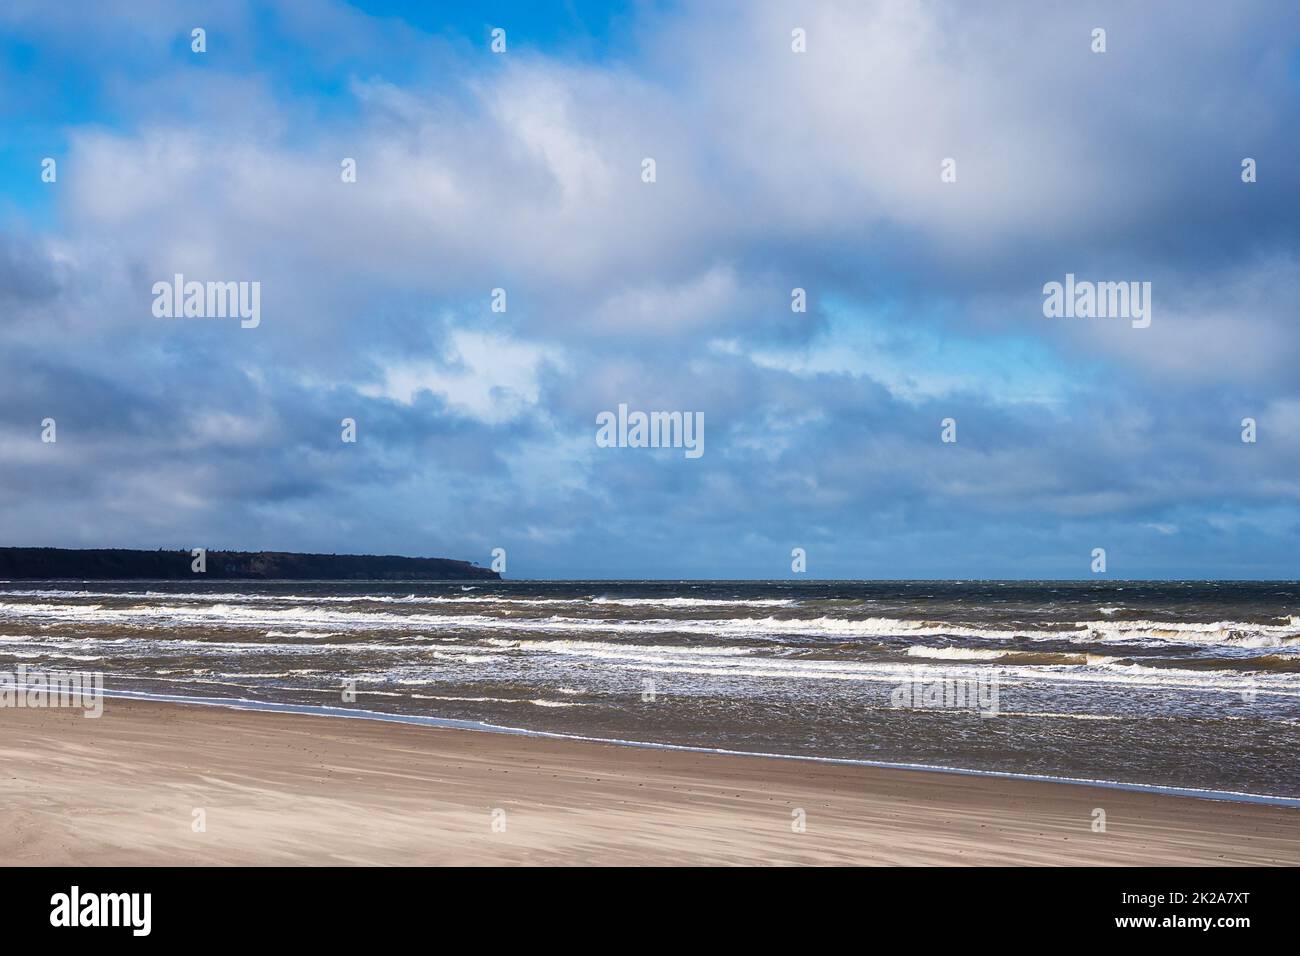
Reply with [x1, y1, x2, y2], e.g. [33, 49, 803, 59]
[96, 648, 1291, 701]
[264, 630, 343, 638]
[590, 596, 796, 608]
[907, 646, 1005, 660]
[1074, 619, 1300, 649]
[3, 597, 1298, 651]
[906, 646, 1095, 666]
[0, 589, 797, 609]
[484, 637, 757, 657]
[475, 639, 1300, 695]
[0, 650, 104, 661]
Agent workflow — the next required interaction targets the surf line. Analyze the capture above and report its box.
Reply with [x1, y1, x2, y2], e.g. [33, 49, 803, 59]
[95, 687, 1300, 810]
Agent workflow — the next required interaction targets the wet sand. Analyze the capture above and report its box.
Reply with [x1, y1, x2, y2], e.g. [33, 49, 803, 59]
[1, 698, 1296, 865]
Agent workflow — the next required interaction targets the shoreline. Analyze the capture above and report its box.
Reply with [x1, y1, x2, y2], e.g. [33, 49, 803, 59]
[95, 687, 1300, 808]
[2, 696, 1297, 865]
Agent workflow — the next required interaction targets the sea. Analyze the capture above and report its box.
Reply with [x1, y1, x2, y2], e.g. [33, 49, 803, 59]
[1, 580, 1297, 801]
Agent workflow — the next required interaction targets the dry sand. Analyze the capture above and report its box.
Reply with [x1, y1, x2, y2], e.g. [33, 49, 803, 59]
[1, 698, 1296, 865]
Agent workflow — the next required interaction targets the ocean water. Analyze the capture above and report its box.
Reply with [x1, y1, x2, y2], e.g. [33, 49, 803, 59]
[1, 580, 1297, 798]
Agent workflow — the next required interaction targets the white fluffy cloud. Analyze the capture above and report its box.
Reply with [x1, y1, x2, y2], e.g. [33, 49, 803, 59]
[2, 0, 1299, 575]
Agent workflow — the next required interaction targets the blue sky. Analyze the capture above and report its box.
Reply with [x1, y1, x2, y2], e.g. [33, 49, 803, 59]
[2, 0, 1299, 578]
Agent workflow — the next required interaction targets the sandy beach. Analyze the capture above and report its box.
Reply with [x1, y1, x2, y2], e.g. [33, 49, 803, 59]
[1, 698, 1296, 866]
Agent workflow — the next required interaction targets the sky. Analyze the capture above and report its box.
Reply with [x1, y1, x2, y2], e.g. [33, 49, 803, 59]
[1, 0, 1298, 579]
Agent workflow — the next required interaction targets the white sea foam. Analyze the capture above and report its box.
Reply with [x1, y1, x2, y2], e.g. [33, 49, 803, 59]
[610, 657, 1299, 697]
[906, 646, 1006, 660]
[484, 637, 757, 657]
[0, 589, 797, 609]
[590, 596, 796, 608]
[1074, 618, 1300, 650]
[0, 650, 103, 661]
[4, 598, 1297, 652]
[264, 630, 343, 639]
[2, 593, 1297, 716]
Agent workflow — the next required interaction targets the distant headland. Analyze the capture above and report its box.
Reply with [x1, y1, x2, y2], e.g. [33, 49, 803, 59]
[0, 548, 500, 581]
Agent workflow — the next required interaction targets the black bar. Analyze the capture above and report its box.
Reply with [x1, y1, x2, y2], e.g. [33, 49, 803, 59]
[0, 867, 1282, 942]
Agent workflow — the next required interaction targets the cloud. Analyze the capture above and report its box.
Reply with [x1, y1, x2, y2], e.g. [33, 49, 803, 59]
[1, 0, 1298, 576]
[361, 330, 565, 424]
